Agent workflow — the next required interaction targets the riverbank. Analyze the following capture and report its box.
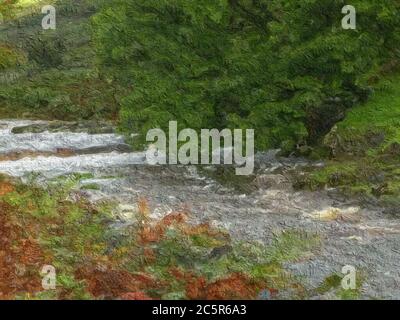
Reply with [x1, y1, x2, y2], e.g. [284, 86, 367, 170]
[0, 120, 323, 299]
[1, 0, 399, 300]
[299, 74, 400, 215]
[0, 119, 399, 299]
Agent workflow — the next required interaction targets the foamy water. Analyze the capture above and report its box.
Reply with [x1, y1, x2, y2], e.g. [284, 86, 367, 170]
[0, 120, 127, 154]
[0, 152, 146, 177]
[0, 120, 145, 177]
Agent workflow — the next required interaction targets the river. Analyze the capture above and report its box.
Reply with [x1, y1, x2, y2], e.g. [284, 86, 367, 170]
[0, 119, 399, 299]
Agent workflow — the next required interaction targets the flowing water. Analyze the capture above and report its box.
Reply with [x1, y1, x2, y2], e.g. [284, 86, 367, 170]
[0, 119, 399, 299]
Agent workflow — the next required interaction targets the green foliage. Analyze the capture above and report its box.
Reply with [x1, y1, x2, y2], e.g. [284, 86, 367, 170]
[265, 230, 320, 264]
[0, 0, 18, 22]
[315, 272, 365, 300]
[92, 0, 400, 151]
[25, 32, 66, 68]
[336, 74, 400, 150]
[0, 44, 26, 70]
[0, 0, 121, 120]
[300, 74, 400, 206]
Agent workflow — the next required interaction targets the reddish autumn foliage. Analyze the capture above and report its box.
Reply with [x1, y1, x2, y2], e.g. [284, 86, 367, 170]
[0, 188, 279, 300]
[75, 265, 161, 299]
[186, 273, 263, 300]
[0, 202, 46, 299]
[137, 197, 150, 217]
[0, 182, 14, 196]
[168, 267, 188, 281]
[161, 212, 187, 226]
[143, 247, 156, 263]
[186, 276, 208, 300]
[76, 268, 136, 298]
[139, 211, 189, 244]
[121, 291, 152, 300]
[139, 224, 165, 244]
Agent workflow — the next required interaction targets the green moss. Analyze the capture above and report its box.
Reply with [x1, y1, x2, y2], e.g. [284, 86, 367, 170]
[302, 129, 400, 201]
[317, 74, 400, 205]
[266, 230, 321, 264]
[315, 272, 365, 300]
[306, 162, 358, 190]
[336, 74, 400, 151]
[315, 273, 342, 295]
[56, 273, 93, 300]
[80, 183, 100, 191]
[190, 234, 224, 248]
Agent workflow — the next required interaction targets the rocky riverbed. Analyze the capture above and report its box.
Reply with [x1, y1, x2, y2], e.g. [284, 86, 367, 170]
[0, 119, 399, 299]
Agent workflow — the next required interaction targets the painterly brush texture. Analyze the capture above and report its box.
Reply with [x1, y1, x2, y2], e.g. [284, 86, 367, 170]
[0, 0, 399, 301]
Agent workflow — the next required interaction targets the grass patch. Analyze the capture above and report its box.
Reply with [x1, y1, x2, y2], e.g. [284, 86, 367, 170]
[80, 183, 100, 191]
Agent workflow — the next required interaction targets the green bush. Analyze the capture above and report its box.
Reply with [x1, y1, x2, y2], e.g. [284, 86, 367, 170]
[92, 0, 400, 151]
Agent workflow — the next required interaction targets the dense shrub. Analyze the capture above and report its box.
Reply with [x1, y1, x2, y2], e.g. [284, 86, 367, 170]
[25, 33, 66, 68]
[92, 0, 400, 151]
[0, 44, 26, 70]
[0, 0, 18, 23]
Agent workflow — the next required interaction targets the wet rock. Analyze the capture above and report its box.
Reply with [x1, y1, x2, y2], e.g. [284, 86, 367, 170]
[0, 120, 127, 155]
[116, 204, 137, 221]
[383, 142, 400, 156]
[291, 172, 313, 190]
[254, 149, 281, 167]
[56, 148, 76, 157]
[254, 174, 292, 190]
[367, 131, 386, 148]
[297, 145, 313, 157]
[328, 172, 342, 187]
[372, 183, 389, 198]
[367, 172, 385, 184]
[11, 120, 115, 134]
[306, 207, 360, 222]
[382, 198, 400, 217]
[75, 144, 132, 155]
[323, 125, 343, 157]
[208, 245, 233, 259]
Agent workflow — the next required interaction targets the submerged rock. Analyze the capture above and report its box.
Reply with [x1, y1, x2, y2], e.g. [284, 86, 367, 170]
[383, 142, 400, 156]
[11, 120, 115, 134]
[254, 174, 292, 190]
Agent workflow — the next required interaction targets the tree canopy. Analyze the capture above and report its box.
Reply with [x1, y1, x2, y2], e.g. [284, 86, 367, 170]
[92, 0, 400, 151]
